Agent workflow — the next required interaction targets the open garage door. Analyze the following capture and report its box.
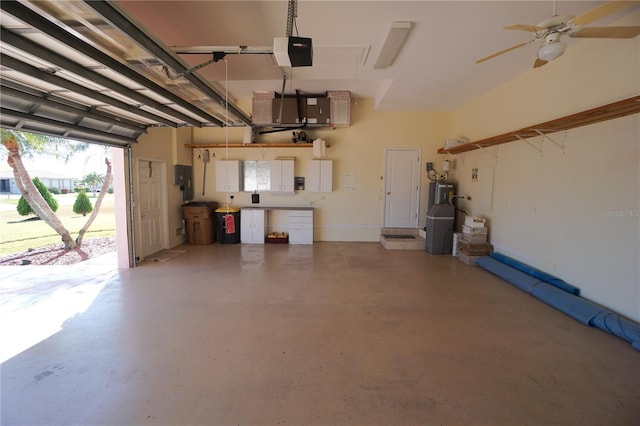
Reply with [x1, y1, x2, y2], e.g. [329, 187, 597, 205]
[0, 0, 251, 148]
[1, 0, 253, 267]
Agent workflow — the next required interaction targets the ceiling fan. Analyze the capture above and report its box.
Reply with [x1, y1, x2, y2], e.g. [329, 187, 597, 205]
[477, 0, 640, 68]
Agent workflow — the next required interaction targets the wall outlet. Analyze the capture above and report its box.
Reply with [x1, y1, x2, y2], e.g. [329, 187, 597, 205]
[426, 162, 433, 171]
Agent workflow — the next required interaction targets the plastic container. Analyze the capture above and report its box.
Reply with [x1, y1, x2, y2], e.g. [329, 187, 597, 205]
[425, 204, 455, 254]
[215, 206, 241, 244]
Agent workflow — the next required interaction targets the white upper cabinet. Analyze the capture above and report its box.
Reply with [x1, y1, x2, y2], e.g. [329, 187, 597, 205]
[307, 160, 332, 192]
[269, 159, 295, 193]
[215, 160, 242, 192]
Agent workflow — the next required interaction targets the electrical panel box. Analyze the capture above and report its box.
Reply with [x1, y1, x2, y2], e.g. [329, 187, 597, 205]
[174, 164, 193, 200]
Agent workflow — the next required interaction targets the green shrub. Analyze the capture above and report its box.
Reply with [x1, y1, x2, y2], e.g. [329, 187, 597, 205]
[108, 188, 114, 194]
[48, 187, 61, 195]
[17, 177, 58, 216]
[73, 190, 93, 216]
[60, 188, 69, 194]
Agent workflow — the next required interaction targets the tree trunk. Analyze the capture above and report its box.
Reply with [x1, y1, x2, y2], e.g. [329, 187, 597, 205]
[2, 135, 77, 249]
[76, 158, 112, 246]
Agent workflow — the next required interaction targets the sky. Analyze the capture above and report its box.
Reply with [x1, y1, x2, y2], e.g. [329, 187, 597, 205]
[1, 143, 112, 179]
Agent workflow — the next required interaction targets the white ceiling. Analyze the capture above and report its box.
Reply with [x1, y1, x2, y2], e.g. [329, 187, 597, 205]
[117, 0, 639, 111]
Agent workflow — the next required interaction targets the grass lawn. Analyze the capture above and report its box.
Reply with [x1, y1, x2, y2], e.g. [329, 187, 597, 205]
[0, 193, 116, 255]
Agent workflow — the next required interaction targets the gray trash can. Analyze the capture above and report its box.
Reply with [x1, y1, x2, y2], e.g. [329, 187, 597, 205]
[426, 204, 455, 254]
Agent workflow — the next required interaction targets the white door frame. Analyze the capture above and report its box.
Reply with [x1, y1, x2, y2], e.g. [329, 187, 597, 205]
[383, 148, 421, 228]
[136, 158, 169, 260]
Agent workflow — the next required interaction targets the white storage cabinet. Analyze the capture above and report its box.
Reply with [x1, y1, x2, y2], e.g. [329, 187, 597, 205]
[307, 160, 332, 192]
[288, 210, 313, 244]
[215, 160, 242, 192]
[240, 209, 266, 243]
[269, 159, 295, 193]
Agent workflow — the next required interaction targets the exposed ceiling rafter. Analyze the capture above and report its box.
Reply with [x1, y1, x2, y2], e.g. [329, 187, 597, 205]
[1, 81, 148, 135]
[0, 0, 255, 147]
[85, 0, 252, 127]
[1, 53, 179, 128]
[0, 0, 224, 128]
[1, 107, 138, 146]
[0, 28, 205, 127]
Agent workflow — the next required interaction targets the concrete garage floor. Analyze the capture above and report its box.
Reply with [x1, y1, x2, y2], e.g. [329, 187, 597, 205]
[1, 242, 638, 425]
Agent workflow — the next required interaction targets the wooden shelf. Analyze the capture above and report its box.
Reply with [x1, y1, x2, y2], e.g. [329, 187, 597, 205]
[185, 143, 314, 149]
[438, 95, 640, 155]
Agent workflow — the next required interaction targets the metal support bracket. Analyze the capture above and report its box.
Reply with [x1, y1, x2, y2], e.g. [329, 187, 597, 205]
[515, 134, 543, 156]
[533, 129, 566, 152]
[473, 144, 498, 160]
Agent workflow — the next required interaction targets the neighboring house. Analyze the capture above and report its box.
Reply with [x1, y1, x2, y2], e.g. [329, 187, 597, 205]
[0, 166, 77, 194]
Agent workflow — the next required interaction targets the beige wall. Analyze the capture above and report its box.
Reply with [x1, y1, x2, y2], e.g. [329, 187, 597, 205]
[131, 127, 192, 259]
[189, 98, 451, 241]
[450, 10, 639, 321]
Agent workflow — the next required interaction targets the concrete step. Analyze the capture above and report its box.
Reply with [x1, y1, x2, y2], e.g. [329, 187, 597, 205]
[379, 228, 425, 250]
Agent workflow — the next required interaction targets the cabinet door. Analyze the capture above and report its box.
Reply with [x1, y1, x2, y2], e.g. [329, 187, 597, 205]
[253, 210, 266, 242]
[319, 160, 332, 192]
[280, 160, 294, 192]
[308, 160, 332, 193]
[240, 209, 253, 243]
[270, 160, 294, 193]
[240, 209, 265, 243]
[215, 160, 241, 192]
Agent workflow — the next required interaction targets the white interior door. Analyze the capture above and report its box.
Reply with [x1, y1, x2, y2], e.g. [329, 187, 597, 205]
[384, 149, 420, 228]
[138, 159, 165, 257]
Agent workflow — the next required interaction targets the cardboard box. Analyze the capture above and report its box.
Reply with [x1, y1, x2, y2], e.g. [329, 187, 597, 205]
[462, 225, 488, 235]
[458, 252, 483, 266]
[444, 138, 469, 149]
[462, 234, 488, 244]
[464, 216, 486, 228]
[458, 241, 493, 256]
[182, 202, 218, 219]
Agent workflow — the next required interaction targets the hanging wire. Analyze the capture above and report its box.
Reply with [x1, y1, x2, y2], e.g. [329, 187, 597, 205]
[354, 54, 359, 107]
[224, 58, 231, 207]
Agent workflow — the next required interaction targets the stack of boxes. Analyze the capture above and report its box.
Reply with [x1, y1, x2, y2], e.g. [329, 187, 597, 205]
[456, 216, 493, 265]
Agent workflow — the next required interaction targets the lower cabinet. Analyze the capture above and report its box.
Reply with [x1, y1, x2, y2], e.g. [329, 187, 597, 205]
[288, 210, 313, 244]
[241, 209, 266, 243]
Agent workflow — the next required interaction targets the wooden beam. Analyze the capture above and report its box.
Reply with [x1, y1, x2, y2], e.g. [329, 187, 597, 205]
[185, 143, 314, 148]
[439, 96, 640, 155]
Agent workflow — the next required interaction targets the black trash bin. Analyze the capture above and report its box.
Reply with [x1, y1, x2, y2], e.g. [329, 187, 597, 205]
[215, 206, 241, 244]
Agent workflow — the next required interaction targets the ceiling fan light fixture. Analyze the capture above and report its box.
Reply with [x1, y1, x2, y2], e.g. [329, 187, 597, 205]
[537, 39, 567, 62]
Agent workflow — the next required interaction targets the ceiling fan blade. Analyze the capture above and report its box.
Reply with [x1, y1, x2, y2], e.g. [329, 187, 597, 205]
[571, 26, 640, 38]
[533, 58, 548, 68]
[504, 24, 547, 33]
[476, 40, 532, 63]
[570, 1, 639, 27]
